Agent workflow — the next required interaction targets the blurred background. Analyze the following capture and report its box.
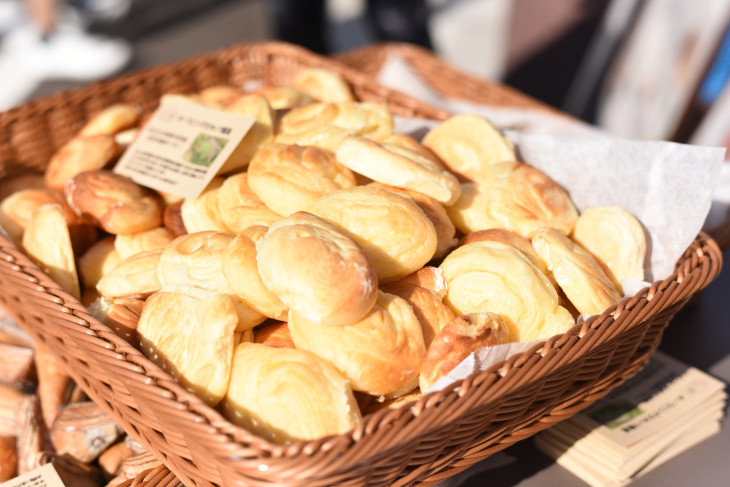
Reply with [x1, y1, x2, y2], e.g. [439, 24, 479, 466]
[2, 0, 730, 146]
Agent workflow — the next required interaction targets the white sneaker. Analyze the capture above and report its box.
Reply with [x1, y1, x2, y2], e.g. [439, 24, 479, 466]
[3, 16, 132, 82]
[0, 49, 41, 111]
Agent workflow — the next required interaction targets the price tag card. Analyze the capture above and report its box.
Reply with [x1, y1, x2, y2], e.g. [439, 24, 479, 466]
[114, 97, 256, 199]
[0, 464, 65, 487]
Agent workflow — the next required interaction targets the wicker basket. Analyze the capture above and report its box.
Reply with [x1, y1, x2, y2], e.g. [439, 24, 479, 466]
[0, 41, 723, 487]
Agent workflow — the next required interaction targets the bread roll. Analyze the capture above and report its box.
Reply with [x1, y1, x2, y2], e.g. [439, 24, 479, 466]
[22, 204, 81, 300]
[447, 162, 578, 237]
[222, 231, 288, 320]
[221, 94, 275, 174]
[294, 67, 355, 103]
[198, 85, 243, 107]
[138, 288, 238, 406]
[532, 227, 622, 316]
[78, 236, 122, 289]
[257, 212, 377, 326]
[336, 136, 461, 205]
[248, 143, 357, 216]
[65, 170, 163, 235]
[162, 200, 186, 237]
[45, 135, 120, 190]
[380, 133, 447, 170]
[180, 177, 229, 233]
[79, 104, 140, 136]
[310, 186, 437, 282]
[0, 188, 76, 245]
[440, 241, 575, 342]
[274, 125, 350, 153]
[363, 389, 422, 416]
[571, 206, 646, 285]
[222, 342, 361, 443]
[156, 231, 266, 331]
[389, 266, 448, 299]
[114, 227, 174, 260]
[369, 183, 458, 259]
[96, 249, 162, 298]
[419, 312, 510, 391]
[255, 85, 315, 110]
[253, 321, 295, 349]
[422, 113, 515, 182]
[216, 172, 281, 233]
[87, 296, 143, 346]
[0, 173, 45, 201]
[278, 101, 393, 143]
[381, 281, 455, 349]
[289, 291, 425, 397]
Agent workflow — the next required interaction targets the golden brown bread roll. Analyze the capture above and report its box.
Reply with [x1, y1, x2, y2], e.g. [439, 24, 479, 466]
[65, 170, 164, 235]
[247, 143, 357, 216]
[179, 177, 229, 233]
[216, 172, 281, 233]
[198, 85, 244, 107]
[381, 281, 455, 349]
[532, 227, 622, 317]
[0, 188, 76, 245]
[162, 200, 187, 237]
[78, 236, 122, 289]
[389, 266, 448, 299]
[253, 321, 295, 349]
[221, 342, 361, 443]
[363, 388, 422, 416]
[571, 206, 646, 285]
[45, 135, 120, 190]
[447, 162, 578, 237]
[79, 104, 140, 137]
[96, 249, 162, 299]
[257, 212, 377, 326]
[421, 113, 516, 182]
[0, 173, 46, 201]
[310, 185, 437, 282]
[274, 125, 350, 154]
[222, 231, 288, 320]
[87, 296, 143, 346]
[221, 94, 275, 174]
[289, 291, 425, 397]
[294, 67, 355, 103]
[419, 312, 510, 392]
[380, 133, 447, 169]
[138, 288, 238, 406]
[114, 227, 174, 260]
[156, 231, 266, 331]
[369, 183, 458, 259]
[336, 136, 461, 205]
[461, 228, 558, 291]
[255, 85, 315, 110]
[21, 204, 81, 300]
[440, 241, 575, 342]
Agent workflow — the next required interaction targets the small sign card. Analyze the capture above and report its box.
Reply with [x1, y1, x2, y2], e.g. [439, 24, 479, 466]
[114, 97, 256, 199]
[0, 464, 65, 487]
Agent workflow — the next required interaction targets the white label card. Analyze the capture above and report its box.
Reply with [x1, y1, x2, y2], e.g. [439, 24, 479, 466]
[0, 464, 66, 487]
[114, 97, 256, 199]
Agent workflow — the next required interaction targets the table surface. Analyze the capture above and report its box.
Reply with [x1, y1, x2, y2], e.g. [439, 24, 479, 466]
[443, 247, 730, 487]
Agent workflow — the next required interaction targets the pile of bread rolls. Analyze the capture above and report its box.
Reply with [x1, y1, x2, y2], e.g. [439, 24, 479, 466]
[0, 67, 647, 447]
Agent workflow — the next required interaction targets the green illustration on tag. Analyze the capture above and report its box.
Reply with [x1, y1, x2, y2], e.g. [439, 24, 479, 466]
[184, 134, 229, 167]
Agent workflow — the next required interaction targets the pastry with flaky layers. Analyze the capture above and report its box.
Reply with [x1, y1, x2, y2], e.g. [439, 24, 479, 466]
[419, 312, 510, 392]
[336, 136, 461, 205]
[289, 291, 426, 397]
[215, 172, 281, 233]
[138, 288, 238, 406]
[114, 227, 175, 260]
[0, 188, 84, 246]
[532, 227, 622, 317]
[422, 113, 515, 182]
[253, 321, 295, 349]
[255, 85, 315, 110]
[222, 342, 361, 443]
[571, 206, 646, 286]
[45, 135, 121, 190]
[180, 178, 229, 233]
[79, 104, 140, 136]
[197, 85, 243, 107]
[221, 94, 275, 174]
[87, 296, 144, 346]
[440, 241, 575, 342]
[390, 266, 448, 299]
[294, 67, 355, 103]
[310, 186, 437, 282]
[78, 236, 122, 289]
[248, 143, 357, 216]
[96, 249, 162, 299]
[447, 162, 578, 237]
[156, 231, 266, 331]
[65, 170, 163, 235]
[257, 212, 377, 326]
[21, 204, 81, 300]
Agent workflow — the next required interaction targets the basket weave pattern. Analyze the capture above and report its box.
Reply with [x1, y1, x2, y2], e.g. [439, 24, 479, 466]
[0, 42, 723, 486]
